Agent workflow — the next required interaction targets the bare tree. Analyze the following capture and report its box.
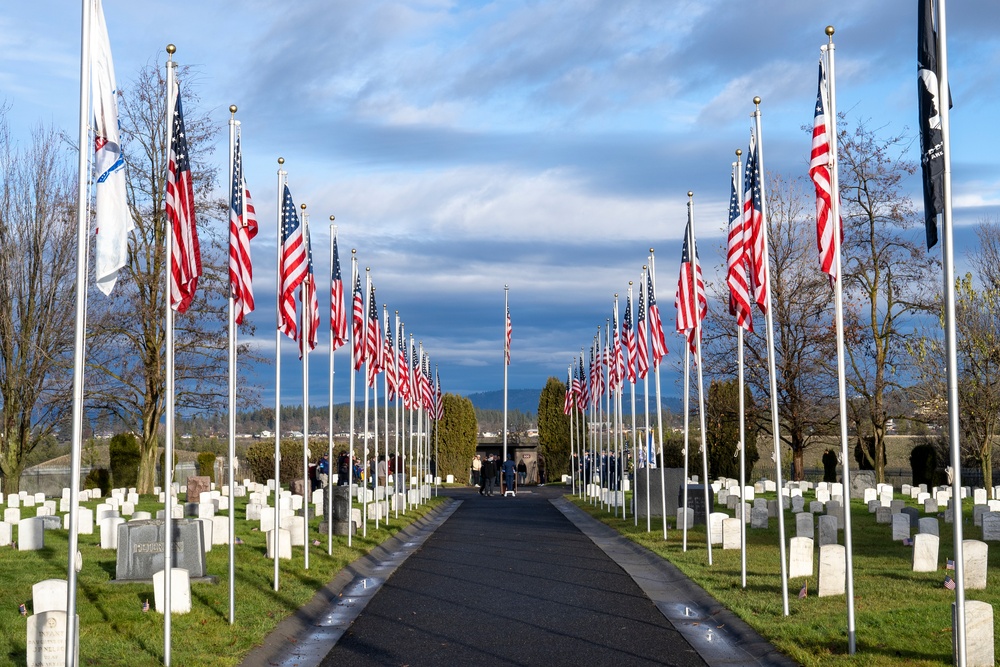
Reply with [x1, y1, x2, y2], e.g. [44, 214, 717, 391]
[705, 174, 838, 481]
[0, 114, 78, 494]
[839, 121, 939, 483]
[85, 61, 242, 493]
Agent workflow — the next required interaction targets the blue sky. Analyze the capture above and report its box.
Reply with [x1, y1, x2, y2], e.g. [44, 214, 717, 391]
[3, 1, 1000, 406]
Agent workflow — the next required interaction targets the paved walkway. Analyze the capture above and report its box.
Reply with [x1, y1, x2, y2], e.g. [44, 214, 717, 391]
[241, 486, 792, 667]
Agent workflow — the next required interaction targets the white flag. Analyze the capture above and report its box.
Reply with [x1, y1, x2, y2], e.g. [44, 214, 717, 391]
[92, 0, 132, 295]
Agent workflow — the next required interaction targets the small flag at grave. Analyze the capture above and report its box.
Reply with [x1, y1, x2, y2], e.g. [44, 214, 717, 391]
[235, 537, 244, 545]
[946, 558, 955, 570]
[944, 576, 956, 590]
[19, 603, 27, 616]
[11, 541, 16, 549]
[313, 539, 321, 547]
[142, 599, 150, 613]
[902, 538, 913, 547]
[798, 583, 807, 599]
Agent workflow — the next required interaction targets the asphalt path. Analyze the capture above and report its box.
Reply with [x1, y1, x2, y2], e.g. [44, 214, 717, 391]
[318, 486, 707, 667]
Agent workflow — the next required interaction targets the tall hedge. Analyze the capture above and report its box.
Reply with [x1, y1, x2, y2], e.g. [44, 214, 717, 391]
[197, 451, 217, 482]
[430, 394, 477, 480]
[537, 377, 570, 479]
[244, 438, 326, 484]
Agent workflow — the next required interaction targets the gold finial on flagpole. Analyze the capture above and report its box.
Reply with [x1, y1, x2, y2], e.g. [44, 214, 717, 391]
[629, 281, 633, 286]
[688, 191, 694, 198]
[229, 105, 237, 116]
[329, 215, 335, 221]
[826, 25, 835, 36]
[352, 248, 356, 255]
[736, 148, 742, 157]
[753, 96, 761, 106]
[278, 157, 284, 165]
[166, 44, 176, 55]
[643, 265, 647, 270]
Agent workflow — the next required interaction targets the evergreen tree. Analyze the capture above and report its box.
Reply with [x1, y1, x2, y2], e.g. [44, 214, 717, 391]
[537, 377, 571, 480]
[431, 394, 477, 480]
[705, 378, 759, 480]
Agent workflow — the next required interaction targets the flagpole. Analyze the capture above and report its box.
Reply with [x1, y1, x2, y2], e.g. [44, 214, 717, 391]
[409, 332, 415, 508]
[65, 2, 93, 663]
[735, 149, 748, 589]
[642, 268, 651, 533]
[753, 96, 790, 616]
[301, 204, 311, 570]
[931, 4, 967, 663]
[435, 365, 440, 497]
[649, 252, 668, 540]
[162, 44, 178, 666]
[226, 105, 238, 625]
[503, 286, 509, 466]
[348, 251, 357, 547]
[568, 364, 575, 495]
[373, 321, 380, 528]
[681, 327, 691, 552]
[604, 320, 611, 513]
[394, 312, 401, 518]
[329, 226, 341, 538]
[273, 158, 285, 587]
[823, 27, 857, 654]
[689, 192, 713, 565]
[362, 268, 371, 537]
[628, 284, 638, 526]
[384, 305, 392, 512]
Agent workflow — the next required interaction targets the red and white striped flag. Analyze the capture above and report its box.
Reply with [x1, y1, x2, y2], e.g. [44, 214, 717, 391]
[229, 131, 257, 325]
[636, 274, 649, 380]
[365, 282, 382, 387]
[330, 233, 347, 351]
[384, 308, 397, 400]
[505, 303, 512, 365]
[563, 372, 573, 415]
[726, 161, 752, 331]
[397, 324, 411, 408]
[647, 272, 668, 367]
[278, 185, 306, 339]
[434, 369, 444, 420]
[166, 87, 201, 313]
[676, 219, 707, 353]
[298, 223, 319, 355]
[743, 133, 768, 313]
[810, 58, 840, 280]
[623, 292, 636, 384]
[351, 270, 365, 370]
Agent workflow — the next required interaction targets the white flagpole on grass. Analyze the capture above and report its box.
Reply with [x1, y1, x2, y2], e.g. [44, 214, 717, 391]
[681, 325, 691, 552]
[822, 28, 857, 654]
[347, 251, 358, 547]
[301, 206, 311, 570]
[604, 320, 611, 513]
[688, 192, 713, 565]
[734, 150, 748, 589]
[641, 269, 651, 533]
[394, 313, 401, 518]
[327, 220, 337, 555]
[503, 286, 510, 466]
[162, 47, 178, 665]
[628, 284, 638, 526]
[753, 96, 790, 616]
[926, 3, 967, 661]
[384, 305, 392, 514]
[226, 106, 237, 625]
[273, 158, 286, 588]
[649, 253, 668, 540]
[65, 2, 93, 663]
[362, 268, 371, 537]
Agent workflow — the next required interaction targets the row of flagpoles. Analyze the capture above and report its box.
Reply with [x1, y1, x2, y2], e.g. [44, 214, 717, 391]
[560, 7, 967, 661]
[67, 2, 449, 665]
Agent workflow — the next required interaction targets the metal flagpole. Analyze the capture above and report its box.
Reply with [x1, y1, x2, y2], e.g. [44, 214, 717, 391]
[681, 327, 691, 552]
[629, 284, 638, 526]
[394, 313, 401, 518]
[568, 364, 575, 495]
[734, 150, 748, 589]
[418, 345, 426, 504]
[603, 321, 611, 513]
[384, 305, 391, 513]
[162, 44, 181, 665]
[301, 205, 311, 570]
[649, 252, 668, 540]
[823, 28, 857, 654]
[273, 159, 286, 587]
[347, 251, 357, 547]
[409, 332, 415, 508]
[503, 286, 509, 466]
[435, 365, 440, 497]
[930, 4, 967, 662]
[362, 269, 370, 537]
[642, 269, 651, 533]
[689, 192, 713, 565]
[373, 327, 380, 526]
[327, 220, 337, 555]
[226, 107, 237, 625]
[753, 96, 790, 616]
[65, 2, 93, 663]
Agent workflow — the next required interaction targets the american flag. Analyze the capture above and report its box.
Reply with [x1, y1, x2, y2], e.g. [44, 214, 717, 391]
[636, 273, 649, 380]
[946, 558, 955, 570]
[726, 160, 753, 331]
[365, 282, 382, 387]
[798, 583, 807, 599]
[330, 233, 347, 351]
[676, 219, 707, 352]
[944, 576, 956, 590]
[278, 185, 306, 339]
[142, 599, 150, 613]
[608, 313, 620, 393]
[19, 603, 27, 616]
[505, 303, 512, 365]
[351, 270, 365, 371]
[647, 270, 668, 367]
[810, 58, 839, 280]
[612, 307, 625, 390]
[166, 87, 201, 313]
[384, 308, 397, 400]
[623, 292, 636, 385]
[299, 220, 319, 355]
[563, 372, 573, 415]
[420, 353, 433, 410]
[434, 369, 444, 420]
[397, 324, 411, 408]
[743, 133, 768, 313]
[411, 340, 421, 407]
[229, 133, 257, 324]
[577, 355, 588, 411]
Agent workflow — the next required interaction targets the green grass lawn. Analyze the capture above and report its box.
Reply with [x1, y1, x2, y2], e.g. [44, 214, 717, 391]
[573, 492, 999, 666]
[2, 491, 444, 666]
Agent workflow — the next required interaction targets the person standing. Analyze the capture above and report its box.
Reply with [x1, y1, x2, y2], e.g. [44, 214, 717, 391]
[480, 455, 495, 496]
[317, 453, 330, 488]
[502, 455, 517, 496]
[471, 454, 482, 487]
[517, 458, 527, 486]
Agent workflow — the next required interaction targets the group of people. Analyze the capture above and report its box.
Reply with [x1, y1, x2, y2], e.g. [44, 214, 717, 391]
[574, 450, 630, 488]
[471, 453, 519, 496]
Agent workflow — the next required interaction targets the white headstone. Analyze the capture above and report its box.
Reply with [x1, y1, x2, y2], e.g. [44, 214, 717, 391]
[924, 499, 939, 514]
[676, 507, 693, 530]
[266, 528, 292, 559]
[18, 517, 44, 551]
[863, 488, 876, 504]
[153, 568, 192, 614]
[210, 516, 229, 545]
[722, 518, 741, 550]
[957, 600, 995, 667]
[818, 544, 846, 597]
[99, 517, 125, 550]
[974, 488, 988, 505]
[32, 579, 68, 613]
[912, 533, 939, 573]
[709, 512, 728, 545]
[788, 536, 814, 579]
[26, 610, 77, 667]
[22, 494, 35, 507]
[0, 521, 10, 547]
[964, 540, 988, 590]
[286, 517, 305, 546]
[5, 507, 21, 524]
[982, 512, 1000, 542]
[815, 488, 831, 504]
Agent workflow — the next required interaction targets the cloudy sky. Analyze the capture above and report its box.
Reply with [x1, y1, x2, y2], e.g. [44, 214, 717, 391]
[3, 1, 999, 406]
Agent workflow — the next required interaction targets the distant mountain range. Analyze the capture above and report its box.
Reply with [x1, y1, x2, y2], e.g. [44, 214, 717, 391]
[466, 389, 683, 415]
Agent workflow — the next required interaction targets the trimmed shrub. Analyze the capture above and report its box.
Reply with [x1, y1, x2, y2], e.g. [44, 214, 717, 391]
[197, 451, 216, 482]
[109, 433, 141, 488]
[245, 439, 326, 484]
